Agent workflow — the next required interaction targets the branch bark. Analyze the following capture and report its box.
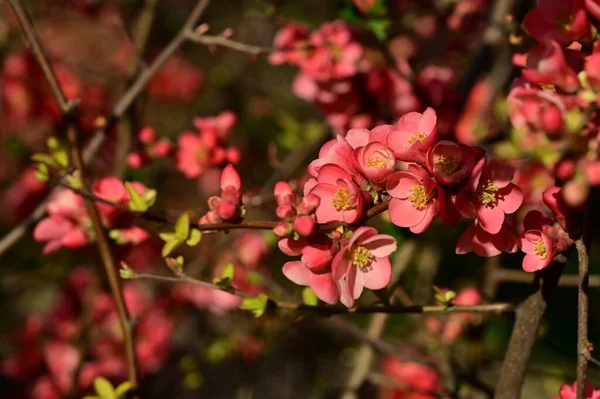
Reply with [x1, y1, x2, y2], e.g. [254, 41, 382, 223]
[576, 202, 591, 399]
[494, 262, 565, 399]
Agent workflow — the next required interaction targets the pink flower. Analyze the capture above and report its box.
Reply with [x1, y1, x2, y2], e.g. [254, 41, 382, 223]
[523, 0, 590, 44]
[380, 356, 441, 399]
[388, 107, 438, 164]
[309, 164, 366, 224]
[282, 261, 340, 304]
[307, 136, 356, 179]
[386, 165, 442, 234]
[586, 0, 600, 20]
[425, 141, 476, 185]
[43, 341, 79, 394]
[193, 111, 237, 140]
[520, 211, 556, 272]
[332, 226, 396, 308]
[555, 382, 600, 399]
[175, 131, 216, 178]
[353, 141, 395, 185]
[456, 158, 523, 234]
[269, 23, 310, 66]
[456, 221, 518, 257]
[543, 186, 581, 233]
[522, 40, 581, 93]
[585, 52, 600, 91]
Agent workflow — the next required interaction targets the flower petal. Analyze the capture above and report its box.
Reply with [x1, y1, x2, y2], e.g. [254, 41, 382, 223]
[363, 257, 391, 290]
[282, 261, 310, 285]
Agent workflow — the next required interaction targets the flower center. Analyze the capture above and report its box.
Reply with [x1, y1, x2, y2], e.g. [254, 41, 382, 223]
[478, 179, 499, 205]
[409, 184, 431, 209]
[332, 188, 351, 210]
[351, 245, 374, 272]
[408, 130, 427, 144]
[534, 238, 547, 260]
[435, 155, 459, 175]
[196, 147, 209, 164]
[367, 157, 387, 168]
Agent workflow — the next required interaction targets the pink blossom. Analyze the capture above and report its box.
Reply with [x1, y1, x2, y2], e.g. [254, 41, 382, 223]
[555, 382, 600, 399]
[353, 141, 395, 186]
[193, 110, 237, 140]
[309, 164, 366, 224]
[386, 165, 442, 234]
[522, 40, 582, 93]
[519, 210, 556, 272]
[455, 158, 523, 234]
[43, 341, 79, 394]
[586, 0, 600, 20]
[269, 23, 310, 65]
[332, 226, 396, 308]
[388, 107, 438, 164]
[425, 141, 475, 185]
[456, 221, 518, 257]
[523, 0, 590, 44]
[307, 136, 356, 179]
[175, 131, 217, 178]
[543, 186, 581, 233]
[380, 356, 441, 399]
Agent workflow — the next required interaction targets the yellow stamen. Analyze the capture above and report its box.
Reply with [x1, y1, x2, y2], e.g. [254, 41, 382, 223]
[478, 179, 499, 205]
[435, 155, 459, 175]
[367, 158, 387, 168]
[351, 246, 374, 272]
[408, 131, 427, 144]
[534, 238, 547, 260]
[332, 188, 351, 210]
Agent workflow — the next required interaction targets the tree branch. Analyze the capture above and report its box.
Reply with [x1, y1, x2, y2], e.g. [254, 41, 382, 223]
[576, 202, 591, 399]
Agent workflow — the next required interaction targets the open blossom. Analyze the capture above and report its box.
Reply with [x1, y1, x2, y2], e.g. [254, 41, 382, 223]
[269, 23, 310, 66]
[388, 107, 438, 164]
[386, 165, 442, 233]
[309, 164, 366, 224]
[522, 40, 581, 93]
[456, 221, 518, 257]
[523, 0, 590, 44]
[425, 141, 476, 185]
[555, 382, 600, 399]
[520, 210, 557, 272]
[380, 356, 441, 399]
[332, 227, 396, 308]
[281, 234, 340, 304]
[456, 158, 523, 235]
[307, 136, 356, 179]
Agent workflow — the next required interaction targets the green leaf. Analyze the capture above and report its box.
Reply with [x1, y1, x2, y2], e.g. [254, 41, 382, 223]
[174, 212, 190, 241]
[31, 153, 59, 168]
[83, 396, 100, 399]
[125, 182, 147, 213]
[93, 377, 115, 399]
[366, 19, 390, 42]
[119, 262, 135, 279]
[206, 338, 233, 363]
[186, 228, 202, 246]
[302, 287, 318, 306]
[34, 164, 50, 182]
[213, 263, 235, 288]
[159, 232, 175, 242]
[114, 381, 132, 398]
[239, 294, 269, 317]
[65, 172, 83, 189]
[162, 238, 183, 258]
[52, 149, 69, 168]
[141, 189, 157, 208]
[47, 137, 61, 151]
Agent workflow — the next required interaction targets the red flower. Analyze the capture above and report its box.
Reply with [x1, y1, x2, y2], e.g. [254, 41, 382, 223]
[388, 107, 438, 164]
[524, 0, 590, 44]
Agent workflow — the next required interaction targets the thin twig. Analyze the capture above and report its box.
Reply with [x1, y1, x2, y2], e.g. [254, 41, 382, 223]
[576, 202, 591, 399]
[66, 125, 140, 389]
[186, 31, 274, 55]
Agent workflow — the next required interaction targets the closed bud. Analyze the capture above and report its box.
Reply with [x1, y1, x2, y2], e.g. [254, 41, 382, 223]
[541, 105, 563, 135]
[276, 203, 296, 220]
[563, 179, 589, 208]
[297, 194, 320, 215]
[208, 196, 222, 209]
[274, 181, 296, 205]
[329, 230, 343, 240]
[293, 215, 315, 237]
[220, 165, 241, 192]
[206, 209, 222, 224]
[273, 222, 293, 238]
[218, 201, 240, 221]
[138, 127, 156, 144]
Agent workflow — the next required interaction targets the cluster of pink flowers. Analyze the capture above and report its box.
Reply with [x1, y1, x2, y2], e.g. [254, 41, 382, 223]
[506, 0, 600, 207]
[198, 165, 244, 224]
[272, 181, 320, 238]
[1, 268, 174, 399]
[126, 126, 173, 169]
[33, 177, 151, 254]
[175, 111, 241, 180]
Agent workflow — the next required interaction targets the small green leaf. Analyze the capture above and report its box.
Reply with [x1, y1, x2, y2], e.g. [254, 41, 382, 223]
[222, 263, 235, 280]
[125, 182, 147, 213]
[31, 153, 59, 168]
[159, 232, 175, 242]
[119, 262, 135, 279]
[186, 228, 202, 246]
[165, 256, 184, 275]
[141, 189, 157, 208]
[366, 19, 390, 42]
[114, 381, 132, 398]
[52, 149, 69, 168]
[93, 377, 115, 399]
[162, 238, 183, 258]
[34, 164, 50, 182]
[47, 137, 61, 151]
[174, 212, 190, 241]
[302, 287, 318, 306]
[213, 263, 235, 288]
[65, 172, 83, 189]
[239, 294, 269, 317]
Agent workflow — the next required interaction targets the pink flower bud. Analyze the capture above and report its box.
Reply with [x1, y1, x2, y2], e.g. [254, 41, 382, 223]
[582, 160, 600, 185]
[205, 209, 222, 224]
[221, 187, 242, 204]
[212, 147, 226, 165]
[540, 105, 563, 135]
[276, 203, 296, 220]
[543, 186, 581, 233]
[329, 230, 343, 240]
[126, 152, 144, 169]
[218, 201, 240, 221]
[274, 181, 296, 205]
[554, 159, 576, 181]
[138, 127, 155, 144]
[152, 139, 172, 158]
[208, 196, 221, 209]
[273, 222, 293, 238]
[296, 194, 320, 215]
[293, 215, 315, 237]
[220, 165, 241, 192]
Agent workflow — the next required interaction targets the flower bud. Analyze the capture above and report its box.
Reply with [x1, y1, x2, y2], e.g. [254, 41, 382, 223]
[276, 203, 296, 220]
[541, 105, 563, 135]
[273, 222, 293, 238]
[220, 165, 241, 192]
[554, 159, 575, 181]
[274, 181, 296, 205]
[152, 139, 172, 158]
[208, 196, 221, 209]
[562, 179, 589, 208]
[293, 215, 315, 237]
[218, 201, 240, 221]
[206, 209, 222, 224]
[138, 127, 156, 144]
[296, 194, 320, 215]
[226, 147, 241, 164]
